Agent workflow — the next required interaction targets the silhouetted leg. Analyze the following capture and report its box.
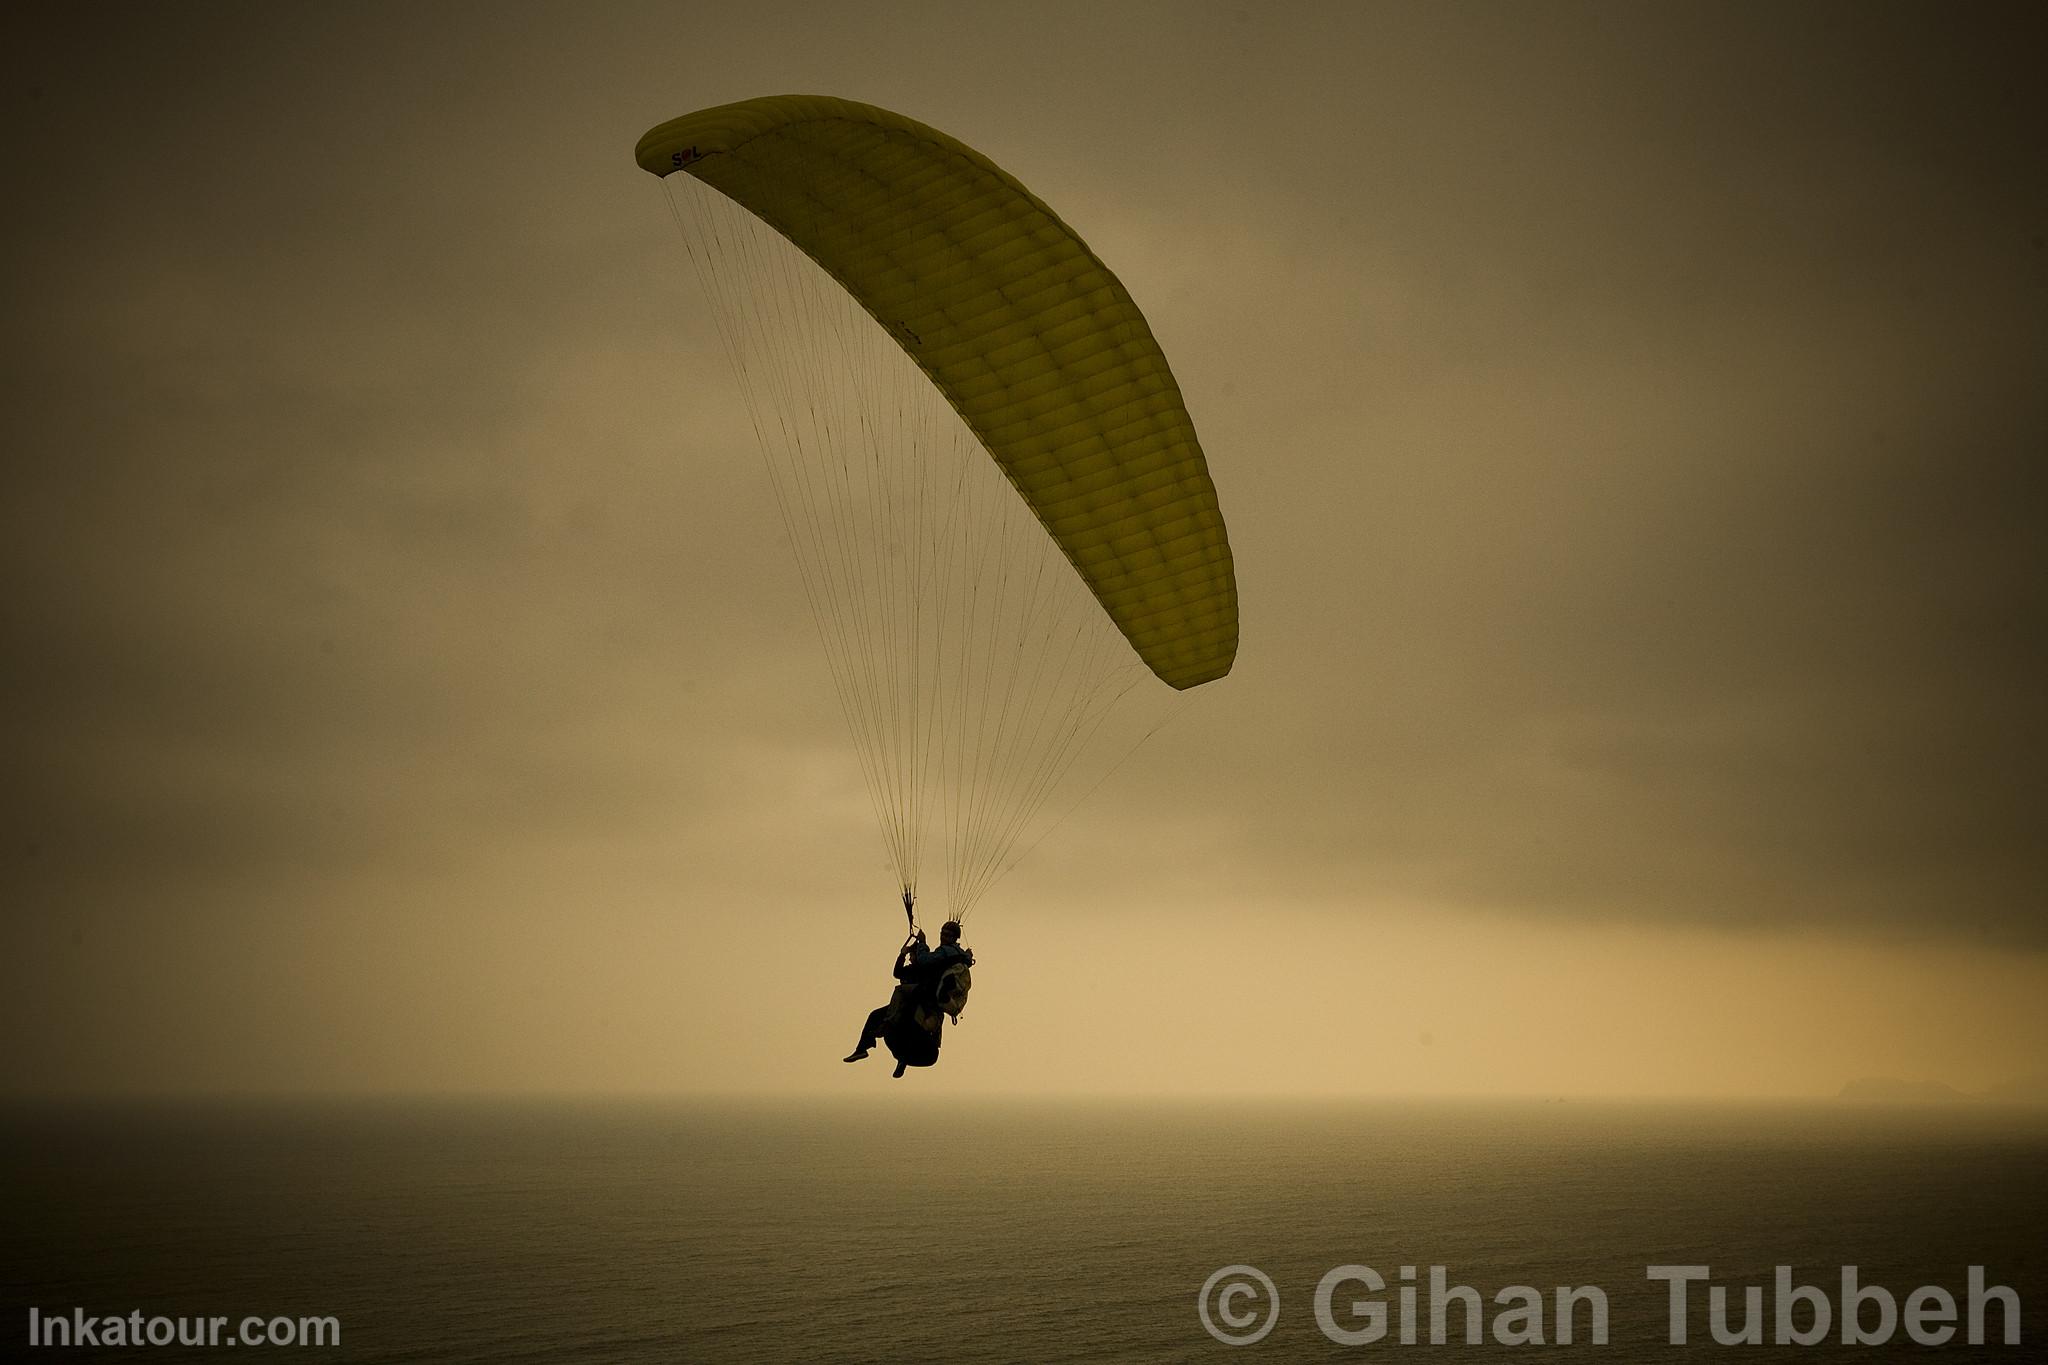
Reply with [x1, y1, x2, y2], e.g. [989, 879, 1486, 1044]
[844, 1004, 893, 1061]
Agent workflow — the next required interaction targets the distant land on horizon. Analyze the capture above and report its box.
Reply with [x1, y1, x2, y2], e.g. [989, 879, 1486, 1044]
[1839, 1074, 2048, 1105]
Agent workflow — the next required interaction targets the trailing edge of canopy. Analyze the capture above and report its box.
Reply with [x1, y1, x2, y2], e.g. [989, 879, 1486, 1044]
[637, 95, 1237, 689]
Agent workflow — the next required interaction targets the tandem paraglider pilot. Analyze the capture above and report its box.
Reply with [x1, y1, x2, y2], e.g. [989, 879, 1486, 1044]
[845, 901, 973, 1079]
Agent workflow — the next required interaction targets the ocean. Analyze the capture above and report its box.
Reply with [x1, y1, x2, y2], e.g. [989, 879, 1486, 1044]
[5, 1097, 2040, 1360]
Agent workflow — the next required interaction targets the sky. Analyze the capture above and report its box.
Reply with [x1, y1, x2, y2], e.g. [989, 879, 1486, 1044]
[4, 0, 2042, 1100]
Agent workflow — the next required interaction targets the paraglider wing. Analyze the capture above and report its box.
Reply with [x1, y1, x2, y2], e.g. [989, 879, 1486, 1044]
[636, 95, 1237, 688]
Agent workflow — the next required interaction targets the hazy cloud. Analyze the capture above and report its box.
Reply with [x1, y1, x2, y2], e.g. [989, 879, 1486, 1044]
[3, 1, 2042, 1094]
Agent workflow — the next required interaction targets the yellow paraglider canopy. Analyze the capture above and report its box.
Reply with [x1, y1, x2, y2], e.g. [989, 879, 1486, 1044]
[637, 95, 1236, 688]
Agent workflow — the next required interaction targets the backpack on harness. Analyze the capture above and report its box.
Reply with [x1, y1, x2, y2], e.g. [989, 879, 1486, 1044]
[933, 962, 971, 1021]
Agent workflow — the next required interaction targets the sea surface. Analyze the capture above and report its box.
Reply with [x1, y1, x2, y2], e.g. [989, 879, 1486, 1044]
[4, 1097, 2040, 1361]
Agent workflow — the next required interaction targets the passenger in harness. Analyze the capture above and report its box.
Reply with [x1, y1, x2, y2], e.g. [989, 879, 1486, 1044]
[844, 896, 974, 1078]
